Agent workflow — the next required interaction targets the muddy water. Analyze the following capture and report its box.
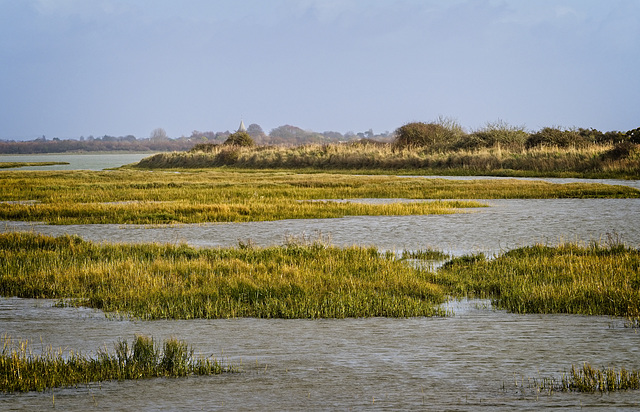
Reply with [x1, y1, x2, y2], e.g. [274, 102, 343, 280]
[1, 298, 639, 410]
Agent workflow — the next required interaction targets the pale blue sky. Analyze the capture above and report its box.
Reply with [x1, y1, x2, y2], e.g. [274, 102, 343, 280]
[1, 0, 638, 140]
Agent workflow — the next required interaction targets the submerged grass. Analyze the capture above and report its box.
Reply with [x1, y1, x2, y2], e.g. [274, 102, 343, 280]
[0, 232, 446, 319]
[1, 169, 635, 224]
[0, 335, 232, 393]
[434, 241, 640, 321]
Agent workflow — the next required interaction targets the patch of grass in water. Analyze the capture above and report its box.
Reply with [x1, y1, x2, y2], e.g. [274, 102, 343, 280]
[434, 241, 640, 322]
[0, 335, 233, 393]
[0, 232, 446, 319]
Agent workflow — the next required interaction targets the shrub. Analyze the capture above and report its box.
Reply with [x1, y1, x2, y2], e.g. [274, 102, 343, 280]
[460, 120, 529, 150]
[224, 131, 254, 147]
[526, 127, 588, 149]
[394, 117, 465, 151]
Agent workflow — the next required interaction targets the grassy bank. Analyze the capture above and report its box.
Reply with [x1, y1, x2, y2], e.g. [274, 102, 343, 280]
[434, 242, 640, 321]
[0, 232, 446, 319]
[0, 161, 69, 169]
[1, 169, 636, 224]
[134, 142, 640, 179]
[0, 335, 232, 393]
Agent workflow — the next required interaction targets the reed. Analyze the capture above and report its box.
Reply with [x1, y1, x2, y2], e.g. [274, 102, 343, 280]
[0, 335, 232, 393]
[434, 241, 640, 321]
[0, 232, 446, 319]
[1, 169, 635, 224]
[133, 142, 640, 179]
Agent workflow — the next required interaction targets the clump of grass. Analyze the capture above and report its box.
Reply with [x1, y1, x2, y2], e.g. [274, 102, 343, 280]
[434, 242, 640, 321]
[536, 363, 640, 393]
[0, 232, 446, 319]
[0, 335, 232, 393]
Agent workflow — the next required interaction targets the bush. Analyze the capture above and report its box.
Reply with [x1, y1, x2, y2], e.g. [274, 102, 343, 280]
[224, 131, 254, 147]
[394, 117, 464, 151]
[460, 120, 529, 150]
[526, 127, 588, 149]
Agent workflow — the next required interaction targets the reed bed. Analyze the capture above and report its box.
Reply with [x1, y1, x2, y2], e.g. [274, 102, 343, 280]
[536, 363, 640, 393]
[0, 335, 232, 393]
[0, 232, 446, 319]
[434, 242, 640, 321]
[1, 169, 635, 224]
[135, 143, 640, 179]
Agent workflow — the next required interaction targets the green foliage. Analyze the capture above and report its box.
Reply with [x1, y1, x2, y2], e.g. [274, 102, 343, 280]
[224, 131, 254, 147]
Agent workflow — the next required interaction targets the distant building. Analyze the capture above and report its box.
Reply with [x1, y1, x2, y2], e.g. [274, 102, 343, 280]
[238, 120, 247, 133]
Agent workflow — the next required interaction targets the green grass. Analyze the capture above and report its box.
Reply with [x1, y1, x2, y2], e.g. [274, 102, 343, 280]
[433, 242, 640, 321]
[0, 232, 446, 319]
[1, 169, 636, 224]
[0, 335, 233, 393]
[536, 363, 640, 393]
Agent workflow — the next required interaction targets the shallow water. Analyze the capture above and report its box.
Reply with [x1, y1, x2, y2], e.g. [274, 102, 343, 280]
[0, 153, 153, 171]
[1, 298, 639, 411]
[1, 154, 639, 410]
[3, 198, 638, 256]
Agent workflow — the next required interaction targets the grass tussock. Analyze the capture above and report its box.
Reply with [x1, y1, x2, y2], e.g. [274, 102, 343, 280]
[1, 169, 635, 224]
[434, 241, 640, 321]
[134, 141, 640, 179]
[536, 363, 640, 393]
[0, 232, 446, 319]
[0, 335, 232, 393]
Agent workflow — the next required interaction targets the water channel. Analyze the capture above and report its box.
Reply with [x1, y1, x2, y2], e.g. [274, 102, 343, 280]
[1, 154, 639, 410]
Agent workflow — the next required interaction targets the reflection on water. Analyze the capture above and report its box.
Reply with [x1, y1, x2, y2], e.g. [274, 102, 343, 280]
[1, 297, 639, 410]
[3, 198, 638, 256]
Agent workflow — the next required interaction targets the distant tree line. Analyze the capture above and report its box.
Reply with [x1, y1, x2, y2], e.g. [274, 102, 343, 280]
[3, 120, 637, 155]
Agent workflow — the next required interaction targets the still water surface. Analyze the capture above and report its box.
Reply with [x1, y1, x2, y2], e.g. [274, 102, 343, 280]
[1, 154, 639, 410]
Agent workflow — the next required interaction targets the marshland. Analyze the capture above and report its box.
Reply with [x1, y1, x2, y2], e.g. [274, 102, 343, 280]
[1, 144, 639, 409]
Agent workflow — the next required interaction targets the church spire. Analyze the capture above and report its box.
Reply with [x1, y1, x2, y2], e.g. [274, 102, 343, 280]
[238, 120, 247, 132]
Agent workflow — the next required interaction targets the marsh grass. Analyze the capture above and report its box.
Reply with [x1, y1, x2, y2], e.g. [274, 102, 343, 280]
[0, 232, 446, 319]
[434, 242, 640, 321]
[135, 142, 640, 179]
[0, 162, 69, 169]
[0, 169, 634, 224]
[0, 335, 232, 393]
[535, 363, 640, 393]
